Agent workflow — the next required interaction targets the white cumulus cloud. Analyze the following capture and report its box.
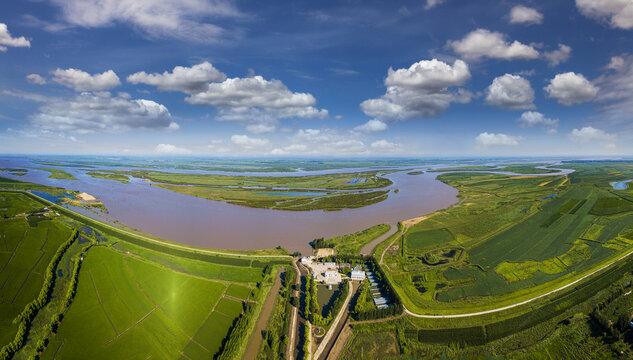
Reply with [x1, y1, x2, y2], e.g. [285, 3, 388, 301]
[544, 72, 599, 106]
[154, 143, 191, 155]
[518, 111, 559, 133]
[272, 128, 368, 156]
[576, 0, 633, 30]
[593, 54, 633, 125]
[26, 74, 46, 85]
[49, 0, 241, 42]
[360, 59, 472, 121]
[485, 74, 535, 110]
[569, 126, 616, 149]
[354, 119, 389, 133]
[231, 134, 271, 151]
[52, 68, 121, 91]
[5, 91, 178, 134]
[127, 62, 226, 93]
[425, 0, 446, 10]
[371, 140, 402, 152]
[544, 44, 572, 66]
[448, 29, 539, 61]
[0, 23, 30, 52]
[476, 132, 522, 148]
[385, 59, 471, 91]
[509, 5, 544, 25]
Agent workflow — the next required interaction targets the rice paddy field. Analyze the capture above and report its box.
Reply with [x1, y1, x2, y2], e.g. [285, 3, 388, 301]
[383, 162, 633, 314]
[41, 246, 247, 359]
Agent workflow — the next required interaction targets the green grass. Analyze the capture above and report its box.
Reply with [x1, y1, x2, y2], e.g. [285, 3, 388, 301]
[226, 284, 252, 300]
[406, 228, 454, 249]
[321, 224, 391, 254]
[0, 192, 47, 217]
[85, 171, 130, 183]
[32, 168, 77, 180]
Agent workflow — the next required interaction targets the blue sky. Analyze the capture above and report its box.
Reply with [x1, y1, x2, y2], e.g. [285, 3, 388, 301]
[1, 0, 632, 157]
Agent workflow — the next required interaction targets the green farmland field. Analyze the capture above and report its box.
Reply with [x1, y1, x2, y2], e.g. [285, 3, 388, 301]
[42, 246, 242, 359]
[382, 163, 633, 314]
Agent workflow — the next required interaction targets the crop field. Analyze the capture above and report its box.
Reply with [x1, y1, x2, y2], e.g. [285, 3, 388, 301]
[406, 228, 453, 249]
[42, 246, 244, 359]
[382, 163, 633, 314]
[0, 203, 73, 348]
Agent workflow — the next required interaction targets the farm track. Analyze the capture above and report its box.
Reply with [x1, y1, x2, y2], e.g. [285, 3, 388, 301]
[89, 269, 119, 335]
[243, 268, 284, 360]
[103, 306, 158, 346]
[39, 228, 49, 250]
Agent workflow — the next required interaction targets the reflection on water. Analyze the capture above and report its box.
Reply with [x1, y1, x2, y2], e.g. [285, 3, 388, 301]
[0, 158, 571, 253]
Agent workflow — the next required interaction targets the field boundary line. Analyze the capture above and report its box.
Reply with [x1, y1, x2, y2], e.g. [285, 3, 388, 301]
[89, 269, 119, 335]
[39, 228, 49, 250]
[11, 250, 45, 304]
[123, 256, 158, 306]
[404, 245, 633, 318]
[104, 305, 158, 346]
[0, 228, 27, 277]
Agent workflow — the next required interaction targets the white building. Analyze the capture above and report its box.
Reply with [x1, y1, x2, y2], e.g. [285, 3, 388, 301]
[323, 270, 342, 284]
[350, 270, 366, 281]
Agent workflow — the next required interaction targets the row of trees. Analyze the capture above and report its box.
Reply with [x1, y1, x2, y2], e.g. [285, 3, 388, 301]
[311, 237, 335, 249]
[259, 267, 296, 359]
[217, 302, 255, 359]
[304, 276, 319, 323]
[218, 264, 278, 359]
[0, 230, 78, 360]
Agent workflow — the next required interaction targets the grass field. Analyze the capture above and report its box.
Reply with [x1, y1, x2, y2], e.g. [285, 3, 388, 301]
[316, 224, 391, 254]
[85, 171, 130, 183]
[32, 168, 77, 180]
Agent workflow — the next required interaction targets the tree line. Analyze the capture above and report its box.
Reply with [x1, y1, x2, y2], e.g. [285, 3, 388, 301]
[0, 230, 77, 360]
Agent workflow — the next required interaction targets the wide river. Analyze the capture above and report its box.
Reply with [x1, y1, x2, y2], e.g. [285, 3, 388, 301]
[0, 158, 572, 253]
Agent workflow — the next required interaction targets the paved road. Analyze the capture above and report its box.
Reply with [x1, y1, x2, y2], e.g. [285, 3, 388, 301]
[360, 222, 399, 255]
[287, 259, 301, 360]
